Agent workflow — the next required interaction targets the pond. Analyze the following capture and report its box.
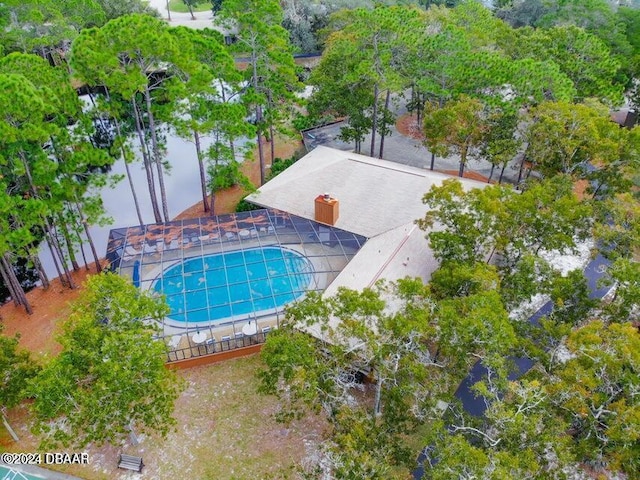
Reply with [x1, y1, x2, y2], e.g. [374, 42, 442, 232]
[38, 115, 251, 278]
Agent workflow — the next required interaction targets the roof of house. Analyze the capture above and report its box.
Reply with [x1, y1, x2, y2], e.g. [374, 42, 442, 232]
[247, 146, 488, 239]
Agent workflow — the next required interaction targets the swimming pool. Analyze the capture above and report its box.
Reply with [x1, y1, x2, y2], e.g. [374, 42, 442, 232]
[0, 465, 45, 479]
[153, 246, 313, 323]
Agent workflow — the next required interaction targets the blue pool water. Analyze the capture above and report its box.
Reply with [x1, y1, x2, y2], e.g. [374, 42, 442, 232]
[153, 247, 313, 323]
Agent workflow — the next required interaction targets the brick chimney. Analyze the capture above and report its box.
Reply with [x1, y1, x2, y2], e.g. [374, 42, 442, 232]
[314, 193, 339, 225]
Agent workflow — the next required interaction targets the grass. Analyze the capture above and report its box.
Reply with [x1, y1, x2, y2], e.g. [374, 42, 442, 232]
[168, 0, 212, 14]
[2, 355, 327, 479]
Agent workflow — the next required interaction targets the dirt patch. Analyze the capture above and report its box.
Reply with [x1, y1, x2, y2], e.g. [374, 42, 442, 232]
[0, 265, 102, 359]
[175, 134, 303, 220]
[573, 179, 589, 201]
[396, 113, 425, 141]
[439, 169, 492, 183]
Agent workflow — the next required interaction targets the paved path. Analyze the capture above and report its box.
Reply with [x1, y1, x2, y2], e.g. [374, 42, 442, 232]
[147, 0, 220, 29]
[413, 252, 613, 477]
[302, 116, 523, 185]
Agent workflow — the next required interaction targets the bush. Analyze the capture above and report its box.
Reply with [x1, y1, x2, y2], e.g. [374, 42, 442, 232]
[236, 197, 261, 213]
[292, 112, 320, 132]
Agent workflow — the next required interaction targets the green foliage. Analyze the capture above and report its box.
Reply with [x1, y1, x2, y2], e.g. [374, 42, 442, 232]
[506, 25, 624, 103]
[546, 269, 598, 326]
[266, 150, 306, 181]
[604, 257, 640, 323]
[177, 0, 209, 14]
[29, 272, 182, 448]
[593, 192, 640, 261]
[429, 261, 500, 299]
[235, 196, 261, 212]
[496, 0, 549, 28]
[548, 321, 640, 476]
[0, 327, 39, 410]
[525, 100, 639, 198]
[259, 280, 455, 476]
[292, 112, 325, 132]
[423, 95, 488, 177]
[217, 0, 300, 183]
[419, 176, 592, 306]
[208, 160, 253, 193]
[0, 0, 106, 56]
[436, 289, 517, 374]
[95, 0, 158, 20]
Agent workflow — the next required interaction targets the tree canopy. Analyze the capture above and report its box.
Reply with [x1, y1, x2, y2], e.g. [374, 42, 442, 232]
[29, 272, 182, 448]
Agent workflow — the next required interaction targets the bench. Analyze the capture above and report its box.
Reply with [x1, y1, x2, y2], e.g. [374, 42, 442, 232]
[118, 454, 144, 472]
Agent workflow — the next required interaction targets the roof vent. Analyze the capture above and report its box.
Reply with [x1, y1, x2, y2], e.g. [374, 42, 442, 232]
[315, 193, 339, 225]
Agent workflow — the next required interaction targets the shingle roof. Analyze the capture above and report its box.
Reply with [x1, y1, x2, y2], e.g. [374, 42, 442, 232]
[248, 146, 488, 238]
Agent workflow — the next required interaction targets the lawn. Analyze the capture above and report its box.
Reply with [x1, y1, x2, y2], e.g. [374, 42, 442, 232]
[2, 354, 328, 479]
[168, 0, 212, 14]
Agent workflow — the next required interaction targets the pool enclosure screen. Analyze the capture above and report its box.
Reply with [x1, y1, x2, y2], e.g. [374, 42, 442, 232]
[106, 209, 367, 328]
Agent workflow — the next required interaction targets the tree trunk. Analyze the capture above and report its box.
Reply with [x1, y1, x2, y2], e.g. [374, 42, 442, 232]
[77, 238, 89, 271]
[187, 4, 195, 20]
[256, 129, 265, 185]
[2, 411, 19, 442]
[488, 163, 496, 183]
[193, 130, 210, 213]
[165, 0, 171, 20]
[430, 151, 436, 171]
[118, 132, 145, 226]
[29, 252, 49, 289]
[58, 217, 80, 272]
[516, 153, 527, 188]
[16, 149, 74, 288]
[132, 97, 162, 223]
[1, 254, 32, 314]
[458, 147, 467, 178]
[370, 82, 379, 157]
[0, 257, 21, 307]
[410, 83, 415, 114]
[106, 92, 143, 226]
[45, 236, 66, 288]
[46, 221, 76, 289]
[378, 89, 391, 159]
[498, 162, 507, 184]
[74, 201, 102, 273]
[269, 122, 276, 165]
[267, 90, 276, 164]
[251, 41, 266, 185]
[373, 372, 383, 417]
[144, 85, 170, 222]
[219, 80, 238, 164]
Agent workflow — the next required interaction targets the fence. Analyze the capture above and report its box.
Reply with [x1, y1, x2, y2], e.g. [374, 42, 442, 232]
[165, 330, 272, 363]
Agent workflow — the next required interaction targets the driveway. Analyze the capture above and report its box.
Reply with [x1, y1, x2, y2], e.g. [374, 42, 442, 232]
[302, 113, 524, 185]
[147, 0, 221, 29]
